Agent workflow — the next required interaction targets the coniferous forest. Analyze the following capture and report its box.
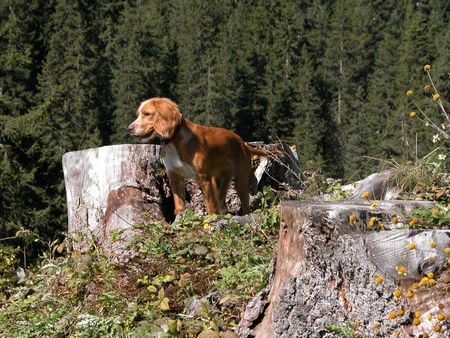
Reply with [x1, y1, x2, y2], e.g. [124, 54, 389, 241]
[0, 0, 449, 252]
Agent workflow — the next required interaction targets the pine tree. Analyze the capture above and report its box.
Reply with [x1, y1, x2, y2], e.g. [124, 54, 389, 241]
[108, 0, 175, 143]
[322, 0, 375, 179]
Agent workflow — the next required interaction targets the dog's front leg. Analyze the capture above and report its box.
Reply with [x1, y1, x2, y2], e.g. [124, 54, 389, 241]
[167, 170, 186, 215]
[197, 175, 219, 214]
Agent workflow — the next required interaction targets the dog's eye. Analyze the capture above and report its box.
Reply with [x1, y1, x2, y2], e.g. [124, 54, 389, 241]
[143, 111, 151, 116]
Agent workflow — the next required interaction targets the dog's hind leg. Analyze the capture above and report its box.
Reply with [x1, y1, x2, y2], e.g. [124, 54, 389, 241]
[234, 171, 250, 215]
[213, 174, 231, 214]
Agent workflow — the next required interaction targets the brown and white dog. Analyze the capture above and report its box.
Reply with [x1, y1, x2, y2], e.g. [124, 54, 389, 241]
[128, 97, 276, 215]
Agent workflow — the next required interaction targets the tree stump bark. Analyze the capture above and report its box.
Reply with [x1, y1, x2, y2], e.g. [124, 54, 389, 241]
[238, 200, 450, 337]
[62, 144, 166, 260]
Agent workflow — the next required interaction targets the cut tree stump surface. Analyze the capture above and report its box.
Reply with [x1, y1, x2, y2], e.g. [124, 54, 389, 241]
[238, 200, 450, 337]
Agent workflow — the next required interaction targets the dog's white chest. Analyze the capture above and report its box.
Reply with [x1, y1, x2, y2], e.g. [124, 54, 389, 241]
[162, 144, 196, 179]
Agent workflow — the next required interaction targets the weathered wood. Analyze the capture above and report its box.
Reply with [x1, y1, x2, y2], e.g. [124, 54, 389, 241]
[238, 200, 450, 337]
[62, 144, 166, 259]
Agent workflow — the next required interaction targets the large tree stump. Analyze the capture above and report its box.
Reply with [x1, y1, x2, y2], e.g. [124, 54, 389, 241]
[62, 144, 166, 259]
[238, 200, 450, 337]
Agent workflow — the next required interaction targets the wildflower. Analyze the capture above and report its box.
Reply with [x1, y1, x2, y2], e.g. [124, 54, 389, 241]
[438, 154, 446, 161]
[430, 241, 436, 248]
[391, 216, 399, 223]
[429, 278, 437, 286]
[427, 314, 433, 321]
[423, 84, 431, 92]
[445, 247, 450, 254]
[437, 313, 445, 321]
[370, 202, 379, 209]
[388, 311, 397, 320]
[393, 289, 402, 298]
[424, 64, 431, 71]
[372, 322, 380, 329]
[379, 223, 385, 230]
[412, 283, 419, 289]
[413, 318, 421, 326]
[432, 208, 440, 216]
[406, 89, 414, 97]
[432, 325, 441, 332]
[432, 134, 440, 143]
[362, 191, 370, 199]
[397, 308, 405, 316]
[369, 217, 377, 227]
[409, 217, 419, 226]
[442, 276, 449, 283]
[427, 272, 434, 279]
[432, 93, 441, 101]
[396, 266, 406, 275]
[420, 277, 429, 286]
[405, 290, 414, 298]
[415, 311, 422, 318]
[375, 276, 383, 284]
[422, 333, 429, 338]
[408, 242, 416, 250]
[409, 111, 417, 118]
[349, 214, 357, 223]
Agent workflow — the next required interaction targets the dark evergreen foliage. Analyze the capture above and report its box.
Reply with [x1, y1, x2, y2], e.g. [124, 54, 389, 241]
[0, 0, 448, 256]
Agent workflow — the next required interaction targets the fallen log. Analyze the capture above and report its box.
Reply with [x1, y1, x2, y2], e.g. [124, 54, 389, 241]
[238, 200, 450, 337]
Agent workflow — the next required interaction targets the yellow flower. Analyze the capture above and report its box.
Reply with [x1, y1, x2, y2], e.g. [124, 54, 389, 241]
[427, 272, 434, 279]
[430, 241, 436, 248]
[396, 266, 406, 275]
[372, 322, 380, 329]
[414, 311, 421, 318]
[420, 276, 429, 286]
[393, 289, 402, 298]
[422, 333, 429, 338]
[432, 325, 441, 332]
[349, 214, 357, 223]
[429, 278, 436, 286]
[391, 215, 399, 223]
[369, 216, 377, 227]
[409, 111, 417, 118]
[427, 314, 433, 321]
[424, 64, 431, 71]
[397, 308, 405, 316]
[375, 276, 383, 284]
[362, 191, 370, 199]
[423, 84, 431, 92]
[412, 318, 421, 326]
[407, 89, 414, 97]
[370, 202, 379, 209]
[412, 283, 419, 289]
[432, 208, 440, 216]
[388, 311, 397, 320]
[444, 247, 450, 254]
[405, 290, 414, 298]
[437, 313, 445, 321]
[432, 93, 441, 101]
[379, 223, 385, 230]
[408, 242, 416, 250]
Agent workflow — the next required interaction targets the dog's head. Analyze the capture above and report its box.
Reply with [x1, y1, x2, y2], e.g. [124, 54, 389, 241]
[128, 98, 183, 141]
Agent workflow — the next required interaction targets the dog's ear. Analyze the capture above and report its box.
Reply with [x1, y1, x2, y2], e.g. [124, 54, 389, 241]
[153, 98, 183, 139]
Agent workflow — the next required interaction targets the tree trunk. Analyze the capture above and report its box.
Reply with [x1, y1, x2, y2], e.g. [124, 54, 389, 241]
[62, 144, 167, 261]
[238, 200, 450, 337]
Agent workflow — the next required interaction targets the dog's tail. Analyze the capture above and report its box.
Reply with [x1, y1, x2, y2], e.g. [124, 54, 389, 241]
[243, 143, 283, 157]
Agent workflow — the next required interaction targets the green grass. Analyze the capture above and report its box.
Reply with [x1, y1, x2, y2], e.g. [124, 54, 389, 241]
[0, 207, 279, 337]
